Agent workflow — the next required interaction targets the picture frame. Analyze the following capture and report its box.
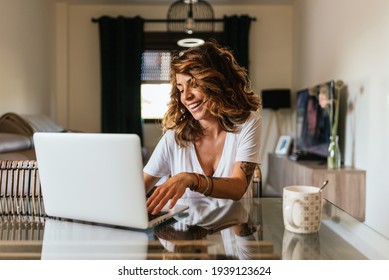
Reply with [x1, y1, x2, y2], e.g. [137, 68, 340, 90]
[275, 135, 292, 155]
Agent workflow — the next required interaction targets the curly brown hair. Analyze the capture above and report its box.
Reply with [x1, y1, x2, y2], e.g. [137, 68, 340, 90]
[162, 40, 261, 147]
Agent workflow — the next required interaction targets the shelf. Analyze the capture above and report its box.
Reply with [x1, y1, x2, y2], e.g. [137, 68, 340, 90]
[267, 153, 366, 221]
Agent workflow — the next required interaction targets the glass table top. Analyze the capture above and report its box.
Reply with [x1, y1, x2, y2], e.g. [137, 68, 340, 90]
[0, 198, 369, 260]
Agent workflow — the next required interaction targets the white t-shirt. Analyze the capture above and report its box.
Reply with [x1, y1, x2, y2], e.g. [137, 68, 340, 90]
[143, 111, 261, 197]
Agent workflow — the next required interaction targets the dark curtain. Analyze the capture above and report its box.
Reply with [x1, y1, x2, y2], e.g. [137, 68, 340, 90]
[223, 15, 252, 72]
[97, 16, 144, 143]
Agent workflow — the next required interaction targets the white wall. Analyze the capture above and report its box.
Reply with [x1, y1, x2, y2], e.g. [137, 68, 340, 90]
[57, 3, 293, 175]
[0, 0, 55, 117]
[293, 0, 389, 239]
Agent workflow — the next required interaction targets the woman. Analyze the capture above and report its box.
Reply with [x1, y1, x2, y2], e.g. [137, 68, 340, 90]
[144, 41, 262, 214]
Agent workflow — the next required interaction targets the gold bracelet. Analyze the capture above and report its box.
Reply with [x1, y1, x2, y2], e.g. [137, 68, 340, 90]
[205, 177, 214, 196]
[203, 175, 210, 195]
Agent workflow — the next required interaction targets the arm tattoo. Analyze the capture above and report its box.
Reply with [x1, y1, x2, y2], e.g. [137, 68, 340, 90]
[240, 161, 257, 186]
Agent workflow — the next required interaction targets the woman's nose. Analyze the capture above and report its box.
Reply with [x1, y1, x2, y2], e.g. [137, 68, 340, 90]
[182, 87, 193, 100]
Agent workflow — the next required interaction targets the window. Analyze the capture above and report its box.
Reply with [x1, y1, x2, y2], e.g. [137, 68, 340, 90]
[141, 51, 171, 121]
[141, 83, 170, 120]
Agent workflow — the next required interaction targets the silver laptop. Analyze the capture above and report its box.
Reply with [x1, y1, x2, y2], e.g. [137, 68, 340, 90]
[33, 132, 188, 229]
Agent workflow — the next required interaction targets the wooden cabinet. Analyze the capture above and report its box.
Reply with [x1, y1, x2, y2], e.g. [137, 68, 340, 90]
[267, 153, 366, 221]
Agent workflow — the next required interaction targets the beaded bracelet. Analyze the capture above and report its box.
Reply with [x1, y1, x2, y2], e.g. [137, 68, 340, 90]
[190, 172, 201, 192]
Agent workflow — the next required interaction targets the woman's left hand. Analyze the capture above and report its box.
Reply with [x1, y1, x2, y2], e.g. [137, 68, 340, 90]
[146, 172, 193, 214]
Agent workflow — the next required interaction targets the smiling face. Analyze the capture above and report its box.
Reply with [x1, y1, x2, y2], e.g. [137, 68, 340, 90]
[176, 73, 212, 122]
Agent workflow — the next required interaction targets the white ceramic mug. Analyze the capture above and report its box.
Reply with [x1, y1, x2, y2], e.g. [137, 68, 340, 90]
[283, 185, 322, 234]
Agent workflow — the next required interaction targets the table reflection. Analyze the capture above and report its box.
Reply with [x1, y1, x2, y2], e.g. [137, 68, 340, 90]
[155, 197, 271, 260]
[282, 230, 320, 260]
[38, 197, 276, 260]
[41, 219, 151, 259]
[0, 198, 369, 260]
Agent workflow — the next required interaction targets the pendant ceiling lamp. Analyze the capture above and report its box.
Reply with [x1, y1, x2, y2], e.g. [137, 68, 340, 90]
[167, 0, 215, 34]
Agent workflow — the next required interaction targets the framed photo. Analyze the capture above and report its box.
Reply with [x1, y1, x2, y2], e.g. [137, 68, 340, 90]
[275, 135, 292, 155]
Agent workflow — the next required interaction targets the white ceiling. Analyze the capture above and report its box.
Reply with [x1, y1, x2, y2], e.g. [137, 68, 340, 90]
[64, 0, 294, 5]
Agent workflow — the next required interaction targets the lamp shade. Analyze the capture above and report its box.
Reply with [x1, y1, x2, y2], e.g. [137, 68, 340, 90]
[167, 0, 214, 33]
[262, 89, 291, 110]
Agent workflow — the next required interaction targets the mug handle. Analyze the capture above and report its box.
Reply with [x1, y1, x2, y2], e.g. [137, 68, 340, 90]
[285, 198, 301, 229]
